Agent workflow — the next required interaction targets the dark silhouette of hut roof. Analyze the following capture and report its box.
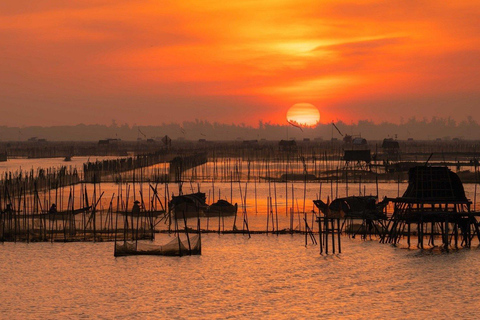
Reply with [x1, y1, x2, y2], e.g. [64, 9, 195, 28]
[211, 199, 232, 207]
[329, 196, 377, 213]
[401, 166, 468, 202]
[343, 150, 371, 163]
[279, 140, 297, 151]
[381, 138, 399, 149]
[170, 192, 206, 206]
[352, 137, 367, 145]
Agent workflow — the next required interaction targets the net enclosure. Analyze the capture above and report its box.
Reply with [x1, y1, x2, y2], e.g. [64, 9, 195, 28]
[114, 234, 201, 256]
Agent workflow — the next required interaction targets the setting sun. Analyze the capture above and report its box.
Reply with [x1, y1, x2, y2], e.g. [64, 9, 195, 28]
[286, 103, 320, 127]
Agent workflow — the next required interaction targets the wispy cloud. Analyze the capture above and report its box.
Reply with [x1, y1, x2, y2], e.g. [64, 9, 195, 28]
[0, 0, 479, 126]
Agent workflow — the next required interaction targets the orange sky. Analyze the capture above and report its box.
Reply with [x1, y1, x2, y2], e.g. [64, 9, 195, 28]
[1, 1, 479, 127]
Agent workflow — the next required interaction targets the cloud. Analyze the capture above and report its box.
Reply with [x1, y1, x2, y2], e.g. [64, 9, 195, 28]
[0, 0, 479, 126]
[314, 37, 407, 57]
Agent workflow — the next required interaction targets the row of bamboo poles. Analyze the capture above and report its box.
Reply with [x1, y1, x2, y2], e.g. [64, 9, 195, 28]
[1, 144, 480, 254]
[0, 179, 163, 243]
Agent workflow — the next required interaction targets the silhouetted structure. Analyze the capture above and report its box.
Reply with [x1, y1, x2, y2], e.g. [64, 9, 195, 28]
[169, 153, 208, 182]
[314, 196, 388, 240]
[343, 150, 371, 163]
[205, 200, 237, 217]
[279, 140, 297, 152]
[382, 138, 400, 161]
[381, 166, 480, 249]
[169, 192, 207, 219]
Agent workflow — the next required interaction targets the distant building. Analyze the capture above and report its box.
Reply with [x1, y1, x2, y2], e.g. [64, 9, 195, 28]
[161, 135, 172, 147]
[98, 138, 120, 145]
[279, 140, 297, 152]
[382, 138, 400, 160]
[242, 140, 258, 146]
[343, 135, 353, 144]
[352, 137, 367, 145]
[343, 150, 371, 163]
[381, 138, 399, 149]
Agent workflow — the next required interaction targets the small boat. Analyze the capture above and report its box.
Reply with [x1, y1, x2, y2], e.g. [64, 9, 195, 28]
[314, 196, 387, 220]
[205, 200, 237, 217]
[260, 173, 317, 182]
[24, 206, 93, 220]
[64, 155, 72, 162]
[168, 192, 207, 219]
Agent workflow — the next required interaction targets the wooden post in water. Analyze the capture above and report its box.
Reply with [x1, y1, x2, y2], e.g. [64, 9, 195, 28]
[266, 196, 270, 233]
[331, 218, 335, 254]
[325, 215, 330, 254]
[274, 182, 279, 235]
[318, 215, 323, 254]
[337, 218, 341, 253]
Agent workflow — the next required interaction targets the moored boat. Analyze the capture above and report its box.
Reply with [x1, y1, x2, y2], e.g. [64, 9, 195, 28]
[314, 196, 387, 220]
[169, 192, 207, 219]
[205, 200, 237, 217]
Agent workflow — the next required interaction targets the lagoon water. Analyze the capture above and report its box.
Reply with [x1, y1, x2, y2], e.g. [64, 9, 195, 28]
[1, 158, 480, 319]
[2, 234, 480, 319]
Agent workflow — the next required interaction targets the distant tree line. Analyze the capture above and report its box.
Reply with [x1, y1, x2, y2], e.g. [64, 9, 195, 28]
[0, 116, 479, 141]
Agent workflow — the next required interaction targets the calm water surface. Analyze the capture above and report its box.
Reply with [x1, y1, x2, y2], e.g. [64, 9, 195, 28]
[0, 156, 119, 176]
[2, 158, 480, 319]
[1, 235, 480, 319]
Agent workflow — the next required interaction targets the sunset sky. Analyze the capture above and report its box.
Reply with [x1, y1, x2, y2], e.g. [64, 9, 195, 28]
[1, 1, 479, 127]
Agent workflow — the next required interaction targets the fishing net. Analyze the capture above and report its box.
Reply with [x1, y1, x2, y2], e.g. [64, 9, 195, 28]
[114, 234, 201, 256]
